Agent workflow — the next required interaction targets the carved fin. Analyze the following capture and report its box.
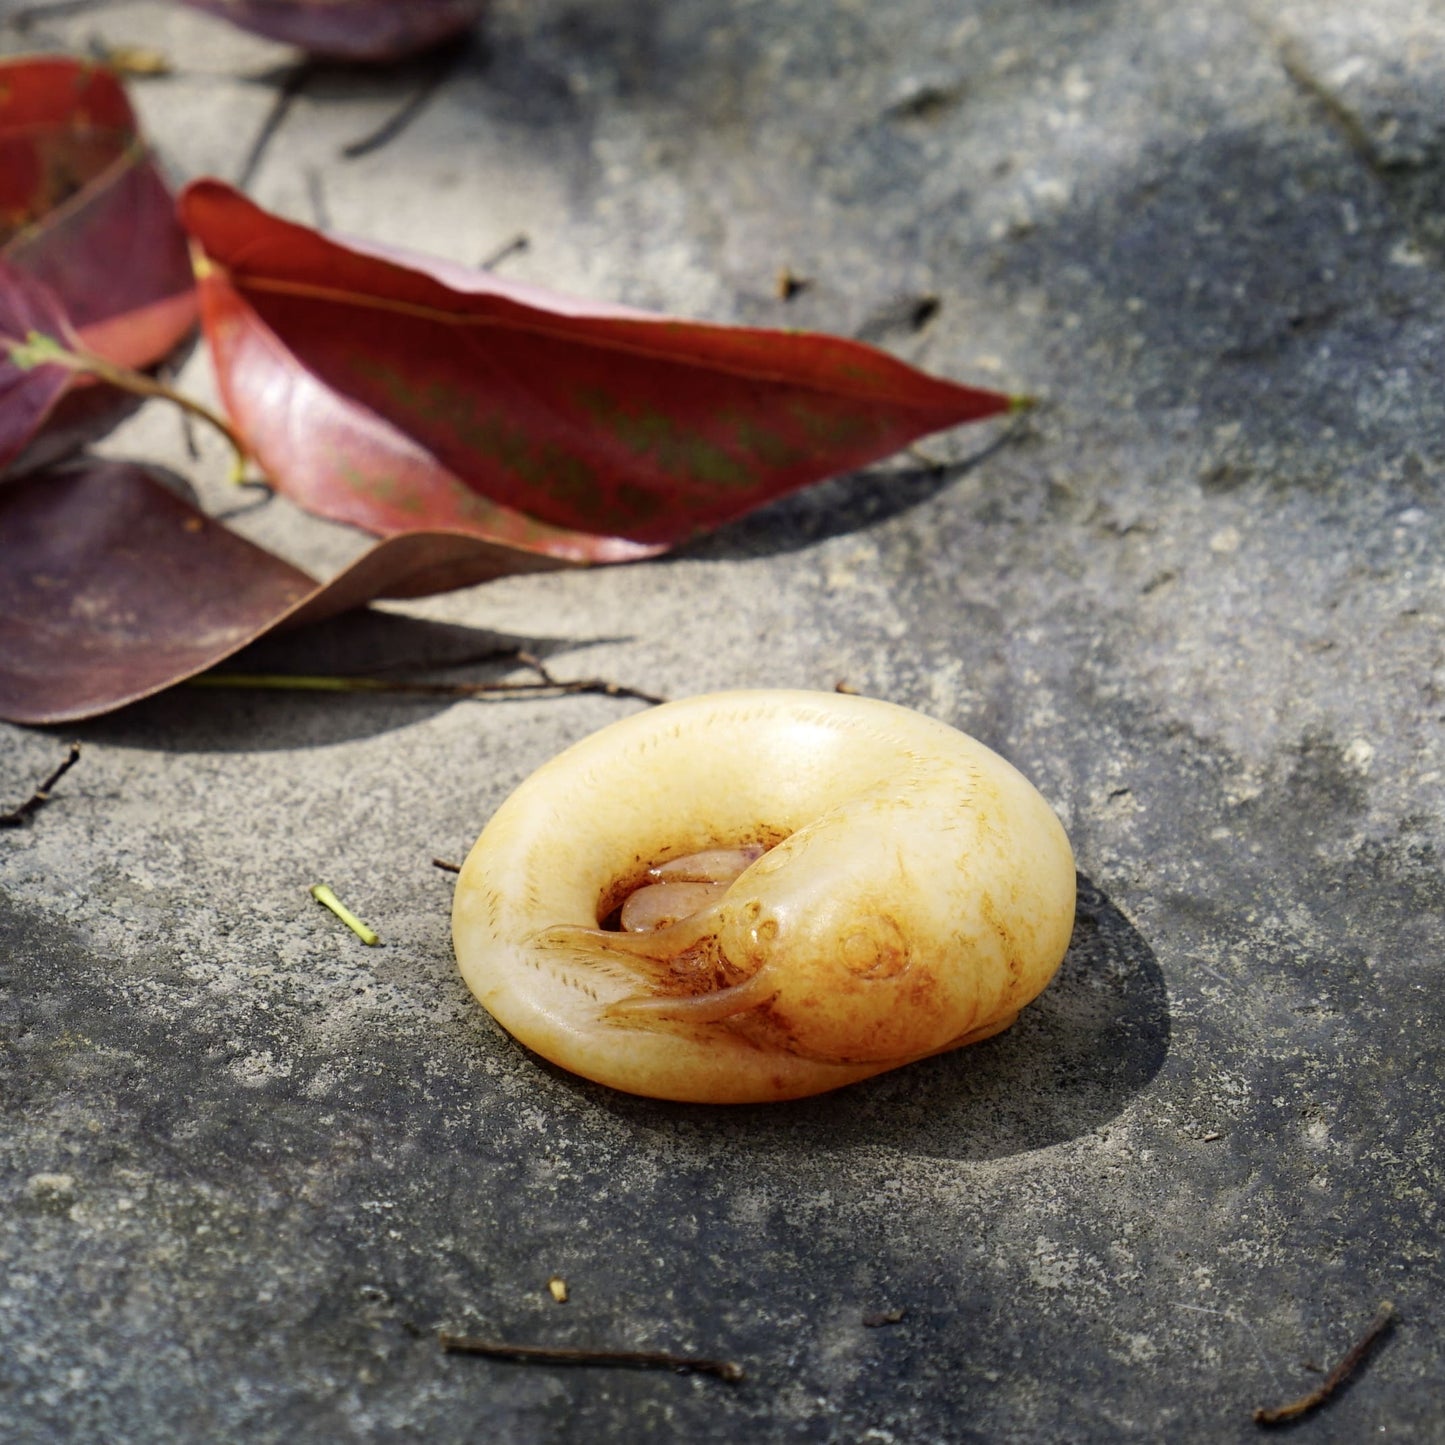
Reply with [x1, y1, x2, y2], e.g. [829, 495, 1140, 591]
[602, 969, 778, 1027]
[533, 904, 722, 979]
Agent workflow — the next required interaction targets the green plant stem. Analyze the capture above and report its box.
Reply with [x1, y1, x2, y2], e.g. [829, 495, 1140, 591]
[310, 884, 379, 946]
[14, 330, 248, 481]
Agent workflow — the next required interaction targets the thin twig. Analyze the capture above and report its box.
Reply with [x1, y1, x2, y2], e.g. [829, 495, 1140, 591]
[310, 884, 380, 946]
[432, 858, 463, 874]
[1, 744, 81, 829]
[236, 62, 313, 191]
[515, 651, 667, 704]
[439, 1333, 744, 1382]
[512, 650, 554, 682]
[366, 644, 532, 675]
[188, 671, 668, 706]
[1273, 34, 1381, 168]
[209, 484, 276, 524]
[909, 295, 941, 331]
[776, 267, 810, 301]
[340, 41, 466, 160]
[479, 234, 530, 271]
[1253, 1301, 1396, 1427]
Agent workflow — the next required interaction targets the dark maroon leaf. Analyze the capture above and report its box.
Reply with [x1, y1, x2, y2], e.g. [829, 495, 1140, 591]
[0, 56, 196, 369]
[0, 55, 197, 470]
[0, 459, 570, 725]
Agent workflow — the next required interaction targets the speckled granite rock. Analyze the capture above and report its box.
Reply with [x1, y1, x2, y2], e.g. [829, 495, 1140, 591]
[2, 1, 1441, 1440]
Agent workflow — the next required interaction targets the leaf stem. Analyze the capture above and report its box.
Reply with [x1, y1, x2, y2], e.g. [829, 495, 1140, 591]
[12, 330, 248, 480]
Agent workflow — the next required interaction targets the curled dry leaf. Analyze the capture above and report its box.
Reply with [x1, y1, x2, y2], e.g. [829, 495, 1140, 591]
[176, 0, 489, 61]
[182, 180, 1017, 561]
[0, 459, 566, 725]
[0, 56, 197, 470]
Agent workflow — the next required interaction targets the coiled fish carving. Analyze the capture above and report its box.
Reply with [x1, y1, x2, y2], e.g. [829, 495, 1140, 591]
[453, 690, 1075, 1102]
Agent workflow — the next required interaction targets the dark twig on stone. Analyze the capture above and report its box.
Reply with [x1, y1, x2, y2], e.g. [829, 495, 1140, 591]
[189, 670, 667, 707]
[439, 1333, 744, 1382]
[432, 858, 462, 874]
[480, 234, 531, 271]
[515, 651, 668, 706]
[236, 62, 314, 191]
[908, 295, 941, 331]
[1253, 1301, 1396, 1427]
[340, 40, 467, 160]
[1, 744, 82, 828]
[776, 267, 811, 301]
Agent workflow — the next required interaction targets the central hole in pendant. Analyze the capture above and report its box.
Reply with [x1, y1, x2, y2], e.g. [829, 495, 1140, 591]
[602, 845, 766, 934]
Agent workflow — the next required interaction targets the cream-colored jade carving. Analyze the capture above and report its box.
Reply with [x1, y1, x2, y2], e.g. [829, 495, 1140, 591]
[453, 690, 1075, 1103]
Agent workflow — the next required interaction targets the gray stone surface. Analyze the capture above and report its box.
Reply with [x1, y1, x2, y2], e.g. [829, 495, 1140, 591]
[3, 0, 1443, 1440]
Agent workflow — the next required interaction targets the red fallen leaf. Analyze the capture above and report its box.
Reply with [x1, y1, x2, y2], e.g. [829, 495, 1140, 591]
[0, 56, 197, 468]
[182, 180, 1017, 557]
[0, 458, 571, 726]
[191, 256, 661, 564]
[176, 0, 489, 61]
[1, 56, 196, 368]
